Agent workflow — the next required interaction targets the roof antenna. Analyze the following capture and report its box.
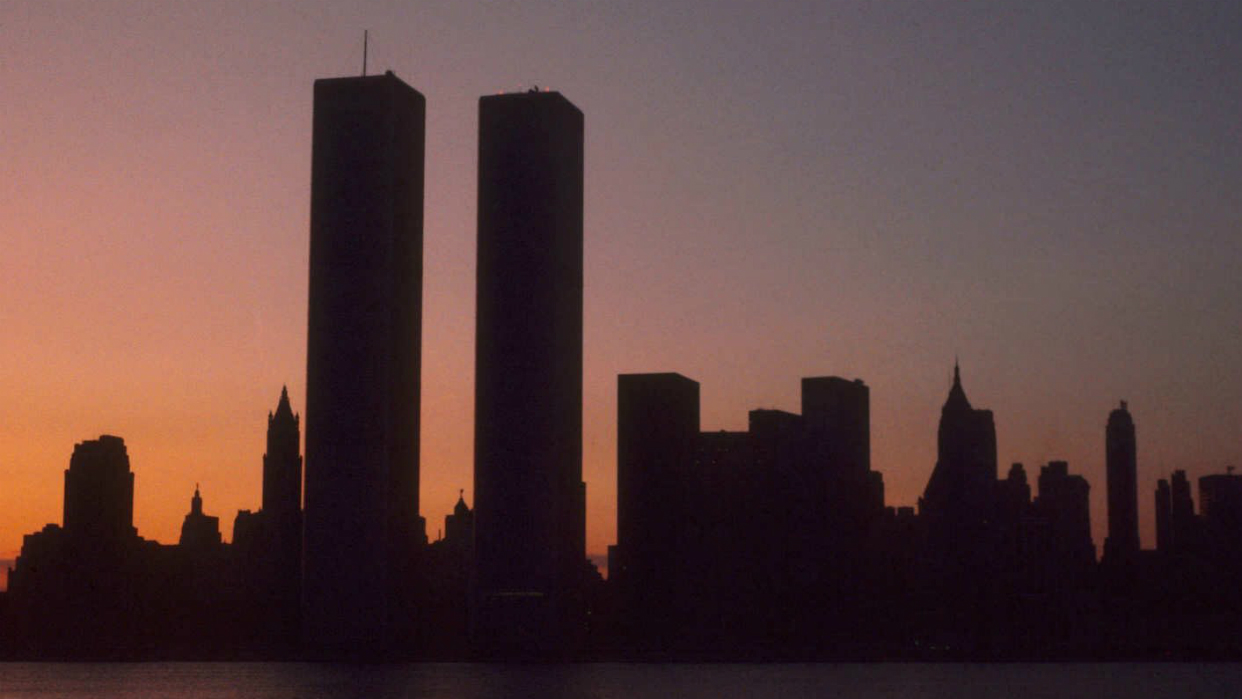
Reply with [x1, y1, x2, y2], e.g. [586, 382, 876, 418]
[362, 30, 368, 76]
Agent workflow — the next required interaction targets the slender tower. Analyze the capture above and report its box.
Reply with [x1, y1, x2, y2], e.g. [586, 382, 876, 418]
[263, 385, 302, 519]
[1104, 400, 1139, 561]
[473, 89, 585, 653]
[264, 385, 303, 636]
[303, 71, 425, 651]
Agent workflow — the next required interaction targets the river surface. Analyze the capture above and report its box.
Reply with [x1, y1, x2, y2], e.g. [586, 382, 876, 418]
[0, 662, 1238, 698]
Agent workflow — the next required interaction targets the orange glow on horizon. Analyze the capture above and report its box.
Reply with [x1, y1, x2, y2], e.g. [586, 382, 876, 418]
[2, 3, 1239, 589]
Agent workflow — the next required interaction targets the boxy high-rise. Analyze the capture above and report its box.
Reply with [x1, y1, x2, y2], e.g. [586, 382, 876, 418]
[473, 90, 585, 652]
[1104, 400, 1138, 562]
[303, 72, 425, 651]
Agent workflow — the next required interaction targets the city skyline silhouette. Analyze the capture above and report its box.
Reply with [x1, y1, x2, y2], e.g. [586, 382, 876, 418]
[2, 2, 1240, 592]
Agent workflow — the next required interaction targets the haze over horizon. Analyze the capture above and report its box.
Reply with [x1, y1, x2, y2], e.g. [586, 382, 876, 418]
[2, 1, 1239, 573]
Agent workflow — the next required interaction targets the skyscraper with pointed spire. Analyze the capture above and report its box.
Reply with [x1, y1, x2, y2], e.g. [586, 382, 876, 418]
[263, 386, 301, 519]
[920, 362, 998, 560]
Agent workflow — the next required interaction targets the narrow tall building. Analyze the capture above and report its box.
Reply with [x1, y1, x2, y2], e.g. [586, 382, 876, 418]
[303, 71, 426, 651]
[473, 89, 585, 653]
[1103, 401, 1139, 561]
[1170, 469, 1197, 554]
[615, 373, 700, 640]
[1155, 478, 1173, 553]
[263, 385, 302, 519]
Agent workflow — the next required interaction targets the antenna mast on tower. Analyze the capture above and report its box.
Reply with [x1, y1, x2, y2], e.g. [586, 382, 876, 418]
[362, 29, 369, 76]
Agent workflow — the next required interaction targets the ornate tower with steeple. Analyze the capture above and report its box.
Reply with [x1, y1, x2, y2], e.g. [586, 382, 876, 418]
[263, 385, 302, 518]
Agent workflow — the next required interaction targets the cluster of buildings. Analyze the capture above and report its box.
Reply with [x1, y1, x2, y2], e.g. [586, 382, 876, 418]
[609, 369, 1242, 658]
[2, 70, 1240, 660]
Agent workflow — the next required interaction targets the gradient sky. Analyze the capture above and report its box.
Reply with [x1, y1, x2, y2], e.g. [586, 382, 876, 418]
[2, 1, 1240, 578]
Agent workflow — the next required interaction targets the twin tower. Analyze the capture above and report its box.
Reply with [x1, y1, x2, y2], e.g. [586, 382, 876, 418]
[303, 72, 585, 652]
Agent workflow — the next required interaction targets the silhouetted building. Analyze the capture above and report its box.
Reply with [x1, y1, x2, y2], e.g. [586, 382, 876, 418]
[614, 373, 700, 642]
[1155, 478, 1173, 554]
[1199, 469, 1242, 561]
[423, 491, 475, 658]
[995, 463, 1032, 583]
[802, 376, 882, 531]
[472, 89, 585, 654]
[920, 363, 997, 563]
[263, 386, 301, 519]
[230, 387, 306, 651]
[179, 486, 221, 549]
[802, 377, 870, 477]
[1104, 401, 1139, 562]
[689, 429, 755, 645]
[1034, 461, 1095, 569]
[608, 372, 896, 652]
[303, 71, 426, 652]
[7, 436, 156, 656]
[63, 435, 136, 543]
[998, 463, 1032, 514]
[1170, 469, 1197, 555]
[443, 490, 475, 553]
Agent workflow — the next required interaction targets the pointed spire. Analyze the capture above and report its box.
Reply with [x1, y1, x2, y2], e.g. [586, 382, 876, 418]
[273, 384, 295, 421]
[191, 484, 203, 515]
[943, 359, 971, 412]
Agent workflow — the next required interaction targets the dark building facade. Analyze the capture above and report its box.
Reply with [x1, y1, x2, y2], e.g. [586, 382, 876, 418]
[1033, 461, 1095, 571]
[1155, 478, 1173, 554]
[801, 377, 882, 529]
[920, 363, 998, 562]
[262, 386, 301, 519]
[614, 373, 700, 641]
[63, 435, 135, 543]
[179, 486, 221, 549]
[231, 387, 305, 649]
[609, 374, 891, 651]
[8, 436, 152, 655]
[1199, 470, 1242, 562]
[1104, 401, 1139, 561]
[473, 89, 585, 653]
[303, 71, 426, 651]
[801, 376, 870, 477]
[1170, 469, 1198, 555]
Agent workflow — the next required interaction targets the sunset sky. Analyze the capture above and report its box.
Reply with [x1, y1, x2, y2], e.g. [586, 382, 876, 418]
[2, 1, 1239, 579]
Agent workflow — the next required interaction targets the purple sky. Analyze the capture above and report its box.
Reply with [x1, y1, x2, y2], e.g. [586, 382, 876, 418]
[1, 1, 1239, 563]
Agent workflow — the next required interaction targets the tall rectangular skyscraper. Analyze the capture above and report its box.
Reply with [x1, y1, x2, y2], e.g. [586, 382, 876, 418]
[303, 72, 425, 651]
[473, 90, 584, 653]
[1104, 400, 1139, 561]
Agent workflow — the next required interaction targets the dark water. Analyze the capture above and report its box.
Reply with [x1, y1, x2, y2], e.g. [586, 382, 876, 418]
[0, 662, 1239, 699]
